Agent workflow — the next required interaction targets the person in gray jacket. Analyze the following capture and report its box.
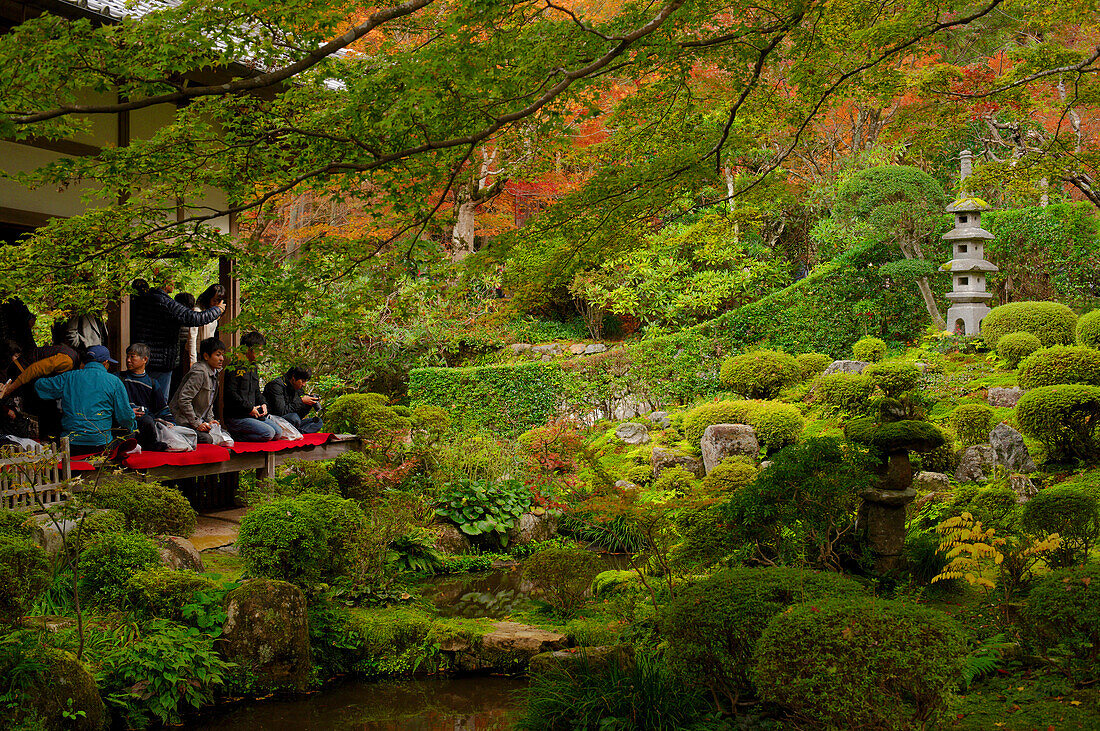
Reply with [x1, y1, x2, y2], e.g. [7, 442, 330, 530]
[169, 337, 225, 444]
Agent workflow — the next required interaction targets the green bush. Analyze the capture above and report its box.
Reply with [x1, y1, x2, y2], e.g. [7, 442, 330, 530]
[624, 464, 652, 486]
[817, 372, 874, 412]
[325, 393, 411, 442]
[1016, 384, 1100, 463]
[752, 596, 966, 730]
[1023, 565, 1100, 681]
[981, 300, 1078, 349]
[949, 404, 996, 447]
[124, 567, 218, 620]
[683, 401, 752, 445]
[795, 352, 831, 380]
[523, 546, 603, 615]
[330, 450, 381, 501]
[82, 475, 195, 537]
[852, 336, 887, 362]
[750, 402, 804, 453]
[702, 457, 756, 493]
[1020, 485, 1100, 567]
[283, 460, 340, 495]
[651, 465, 699, 496]
[0, 536, 50, 623]
[1018, 346, 1100, 389]
[409, 362, 565, 435]
[968, 487, 1021, 532]
[237, 498, 330, 585]
[718, 350, 800, 399]
[292, 493, 371, 578]
[410, 403, 451, 442]
[1077, 309, 1100, 348]
[866, 360, 922, 398]
[80, 531, 160, 607]
[664, 567, 865, 701]
[671, 505, 730, 570]
[997, 331, 1042, 368]
[0, 509, 30, 539]
[435, 478, 532, 547]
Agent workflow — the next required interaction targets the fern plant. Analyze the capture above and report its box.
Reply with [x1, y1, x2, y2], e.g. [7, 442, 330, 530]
[932, 512, 1062, 602]
[959, 633, 1017, 690]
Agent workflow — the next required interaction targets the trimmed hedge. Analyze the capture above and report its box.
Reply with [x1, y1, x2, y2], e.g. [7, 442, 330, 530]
[981, 301, 1077, 349]
[852, 336, 887, 362]
[702, 457, 757, 493]
[866, 360, 922, 398]
[684, 400, 803, 453]
[664, 567, 866, 701]
[718, 350, 800, 399]
[1017, 346, 1100, 389]
[1078, 309, 1100, 348]
[997, 331, 1042, 368]
[1020, 485, 1099, 568]
[1016, 384, 1100, 463]
[752, 596, 966, 730]
[409, 363, 564, 435]
[795, 352, 831, 380]
[817, 372, 873, 412]
[949, 404, 996, 447]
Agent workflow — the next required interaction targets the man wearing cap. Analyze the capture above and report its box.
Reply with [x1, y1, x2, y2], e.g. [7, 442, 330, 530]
[34, 345, 136, 451]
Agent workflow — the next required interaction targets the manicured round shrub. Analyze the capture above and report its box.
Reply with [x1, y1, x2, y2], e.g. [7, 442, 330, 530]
[748, 402, 804, 453]
[652, 465, 700, 496]
[702, 457, 757, 493]
[330, 450, 382, 501]
[124, 567, 218, 620]
[283, 460, 340, 495]
[524, 546, 603, 615]
[967, 487, 1021, 532]
[292, 493, 370, 578]
[817, 372, 873, 412]
[844, 418, 946, 453]
[1023, 564, 1100, 681]
[0, 536, 50, 623]
[1076, 309, 1100, 348]
[1020, 485, 1099, 567]
[1016, 384, 1100, 463]
[997, 331, 1042, 368]
[1018, 346, 1100, 389]
[981, 300, 1077, 350]
[684, 401, 753, 445]
[237, 498, 330, 586]
[852, 336, 887, 362]
[949, 404, 996, 447]
[325, 393, 412, 441]
[719, 350, 801, 399]
[752, 596, 966, 730]
[866, 360, 922, 398]
[664, 567, 866, 700]
[410, 403, 451, 441]
[82, 475, 196, 537]
[795, 352, 831, 380]
[80, 531, 160, 607]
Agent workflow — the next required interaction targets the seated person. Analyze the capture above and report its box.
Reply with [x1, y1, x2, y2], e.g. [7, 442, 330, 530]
[0, 340, 81, 440]
[169, 337, 225, 444]
[223, 332, 276, 442]
[263, 366, 323, 434]
[33, 345, 136, 452]
[119, 343, 171, 450]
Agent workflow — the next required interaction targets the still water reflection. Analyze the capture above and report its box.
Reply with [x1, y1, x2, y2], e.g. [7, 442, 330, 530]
[184, 676, 525, 731]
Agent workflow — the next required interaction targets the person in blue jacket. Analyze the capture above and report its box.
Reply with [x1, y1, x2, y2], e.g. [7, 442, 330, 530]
[34, 345, 137, 451]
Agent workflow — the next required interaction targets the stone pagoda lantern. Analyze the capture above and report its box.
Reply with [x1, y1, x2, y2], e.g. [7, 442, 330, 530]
[942, 150, 998, 335]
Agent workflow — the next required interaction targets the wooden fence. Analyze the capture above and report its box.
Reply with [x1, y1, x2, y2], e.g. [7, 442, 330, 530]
[0, 438, 74, 511]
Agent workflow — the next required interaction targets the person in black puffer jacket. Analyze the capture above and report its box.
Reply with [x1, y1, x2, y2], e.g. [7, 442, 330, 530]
[130, 278, 225, 404]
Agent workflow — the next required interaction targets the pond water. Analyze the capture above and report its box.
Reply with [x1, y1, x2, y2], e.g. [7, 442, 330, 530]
[185, 676, 526, 731]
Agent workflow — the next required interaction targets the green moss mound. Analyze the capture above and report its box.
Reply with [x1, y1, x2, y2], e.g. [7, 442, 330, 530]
[1018, 346, 1100, 389]
[997, 331, 1042, 368]
[702, 457, 757, 493]
[852, 336, 887, 362]
[982, 300, 1077, 349]
[664, 567, 865, 701]
[844, 418, 946, 453]
[82, 474, 195, 537]
[1016, 385, 1100, 463]
[718, 350, 800, 399]
[752, 596, 966, 730]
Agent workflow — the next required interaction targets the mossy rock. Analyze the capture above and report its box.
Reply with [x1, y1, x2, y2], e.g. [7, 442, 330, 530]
[17, 648, 106, 731]
[220, 579, 311, 694]
[844, 418, 946, 453]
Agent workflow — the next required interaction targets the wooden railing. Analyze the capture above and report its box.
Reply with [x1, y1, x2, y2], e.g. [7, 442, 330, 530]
[0, 437, 75, 511]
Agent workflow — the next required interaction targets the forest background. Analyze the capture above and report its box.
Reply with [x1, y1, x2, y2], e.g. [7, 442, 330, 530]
[2, 0, 1100, 395]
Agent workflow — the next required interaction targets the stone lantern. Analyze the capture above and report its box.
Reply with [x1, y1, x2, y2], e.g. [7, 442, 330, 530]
[942, 150, 998, 335]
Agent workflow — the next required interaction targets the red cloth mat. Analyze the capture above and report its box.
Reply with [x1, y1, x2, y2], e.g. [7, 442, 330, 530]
[122, 443, 232, 470]
[70, 460, 97, 471]
[229, 432, 332, 454]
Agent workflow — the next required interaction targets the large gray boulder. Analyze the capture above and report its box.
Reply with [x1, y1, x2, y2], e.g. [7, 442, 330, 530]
[584, 343, 608, 354]
[156, 535, 204, 572]
[700, 424, 759, 474]
[431, 523, 472, 554]
[647, 411, 671, 429]
[508, 511, 559, 546]
[822, 360, 869, 376]
[955, 444, 997, 483]
[441, 621, 567, 673]
[614, 422, 650, 445]
[18, 649, 106, 731]
[987, 386, 1024, 408]
[530, 645, 635, 677]
[914, 471, 950, 493]
[989, 422, 1036, 473]
[220, 579, 311, 693]
[650, 446, 705, 480]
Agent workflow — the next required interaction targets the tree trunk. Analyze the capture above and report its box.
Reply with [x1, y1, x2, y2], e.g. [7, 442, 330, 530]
[915, 276, 947, 330]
